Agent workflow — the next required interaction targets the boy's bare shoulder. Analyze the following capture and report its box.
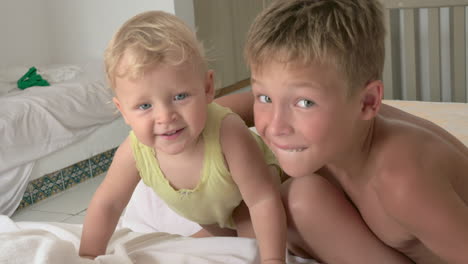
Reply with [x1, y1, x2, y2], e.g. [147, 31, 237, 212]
[368, 110, 468, 260]
[372, 118, 434, 185]
[371, 108, 468, 203]
[375, 104, 467, 172]
[372, 113, 454, 183]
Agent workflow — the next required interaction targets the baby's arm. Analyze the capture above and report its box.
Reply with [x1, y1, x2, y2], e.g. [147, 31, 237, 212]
[215, 91, 254, 127]
[376, 142, 468, 263]
[220, 114, 287, 264]
[79, 137, 141, 259]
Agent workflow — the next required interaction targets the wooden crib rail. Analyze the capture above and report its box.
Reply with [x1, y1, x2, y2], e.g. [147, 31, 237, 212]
[381, 0, 468, 102]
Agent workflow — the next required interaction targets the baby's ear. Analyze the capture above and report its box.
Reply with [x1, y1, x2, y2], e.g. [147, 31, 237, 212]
[113, 97, 130, 125]
[204, 70, 215, 103]
[359, 80, 383, 120]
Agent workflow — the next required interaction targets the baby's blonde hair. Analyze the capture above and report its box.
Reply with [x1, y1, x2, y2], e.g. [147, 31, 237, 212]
[105, 10, 206, 90]
[245, 0, 385, 94]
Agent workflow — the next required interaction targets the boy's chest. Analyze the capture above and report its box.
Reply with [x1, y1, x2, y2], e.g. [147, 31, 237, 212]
[352, 188, 415, 248]
[335, 169, 416, 249]
[356, 191, 445, 263]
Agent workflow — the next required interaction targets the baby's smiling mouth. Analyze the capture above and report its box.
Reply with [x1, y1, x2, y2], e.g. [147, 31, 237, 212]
[158, 128, 184, 136]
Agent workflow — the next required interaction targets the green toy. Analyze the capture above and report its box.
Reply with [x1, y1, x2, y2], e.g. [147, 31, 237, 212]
[17, 67, 50, 90]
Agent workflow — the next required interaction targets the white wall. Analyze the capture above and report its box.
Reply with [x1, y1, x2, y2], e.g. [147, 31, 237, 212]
[174, 0, 196, 31]
[0, 1, 179, 67]
[44, 0, 177, 65]
[0, 1, 50, 66]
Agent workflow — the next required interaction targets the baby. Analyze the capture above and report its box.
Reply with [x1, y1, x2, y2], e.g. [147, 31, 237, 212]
[79, 10, 286, 264]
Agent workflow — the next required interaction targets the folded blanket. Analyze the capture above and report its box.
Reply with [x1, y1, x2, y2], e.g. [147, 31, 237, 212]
[0, 215, 261, 264]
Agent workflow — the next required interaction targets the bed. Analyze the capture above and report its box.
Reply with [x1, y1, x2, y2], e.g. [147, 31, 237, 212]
[2, 98, 468, 264]
[0, 63, 129, 216]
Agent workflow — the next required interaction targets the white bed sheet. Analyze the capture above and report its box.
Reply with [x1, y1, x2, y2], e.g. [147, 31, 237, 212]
[0, 65, 120, 216]
[0, 215, 261, 264]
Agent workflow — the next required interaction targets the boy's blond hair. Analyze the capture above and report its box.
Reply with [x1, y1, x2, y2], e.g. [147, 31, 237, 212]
[245, 0, 385, 94]
[105, 10, 206, 90]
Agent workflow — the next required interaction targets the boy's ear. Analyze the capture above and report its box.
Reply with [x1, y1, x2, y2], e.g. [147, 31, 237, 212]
[113, 97, 130, 125]
[204, 70, 215, 103]
[359, 80, 383, 120]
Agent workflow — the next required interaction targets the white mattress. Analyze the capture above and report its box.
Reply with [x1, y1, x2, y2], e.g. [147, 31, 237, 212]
[30, 116, 129, 180]
[0, 64, 122, 216]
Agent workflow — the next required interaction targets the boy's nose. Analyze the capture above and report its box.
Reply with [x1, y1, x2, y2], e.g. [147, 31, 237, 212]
[267, 108, 293, 136]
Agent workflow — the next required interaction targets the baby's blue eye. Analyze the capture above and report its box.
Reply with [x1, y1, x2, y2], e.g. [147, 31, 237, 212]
[139, 103, 152, 110]
[258, 95, 272, 103]
[174, 93, 188, 101]
[297, 99, 314, 108]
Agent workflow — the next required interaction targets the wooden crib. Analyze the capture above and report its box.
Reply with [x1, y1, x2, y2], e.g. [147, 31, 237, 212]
[382, 0, 468, 102]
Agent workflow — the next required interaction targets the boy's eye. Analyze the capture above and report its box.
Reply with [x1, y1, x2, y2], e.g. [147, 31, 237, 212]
[258, 95, 272, 103]
[139, 103, 152, 110]
[174, 93, 188, 101]
[296, 99, 314, 108]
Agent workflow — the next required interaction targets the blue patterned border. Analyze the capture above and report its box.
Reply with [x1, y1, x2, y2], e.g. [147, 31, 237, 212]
[16, 148, 117, 211]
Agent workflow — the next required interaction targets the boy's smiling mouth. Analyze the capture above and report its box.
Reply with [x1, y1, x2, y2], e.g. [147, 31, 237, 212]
[270, 142, 307, 152]
[283, 148, 306, 152]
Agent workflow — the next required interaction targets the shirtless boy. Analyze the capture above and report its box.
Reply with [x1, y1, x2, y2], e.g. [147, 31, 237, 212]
[219, 0, 468, 263]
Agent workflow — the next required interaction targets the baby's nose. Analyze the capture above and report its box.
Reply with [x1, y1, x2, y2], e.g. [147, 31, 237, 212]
[155, 107, 176, 124]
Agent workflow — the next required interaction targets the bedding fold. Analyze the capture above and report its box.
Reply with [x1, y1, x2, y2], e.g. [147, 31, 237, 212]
[1, 81, 118, 171]
[0, 80, 119, 215]
[0, 215, 261, 264]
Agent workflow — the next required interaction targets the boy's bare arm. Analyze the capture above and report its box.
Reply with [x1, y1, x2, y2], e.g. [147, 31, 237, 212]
[215, 91, 255, 127]
[220, 114, 287, 264]
[376, 142, 468, 263]
[79, 138, 141, 258]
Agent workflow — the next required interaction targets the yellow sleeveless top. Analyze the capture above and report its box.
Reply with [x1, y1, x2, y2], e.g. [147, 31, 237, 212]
[129, 103, 277, 228]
